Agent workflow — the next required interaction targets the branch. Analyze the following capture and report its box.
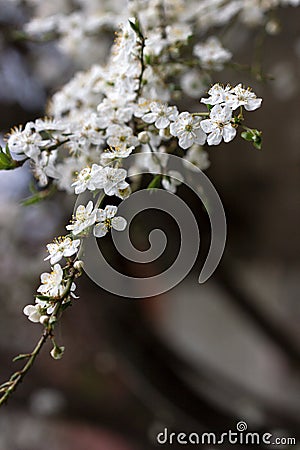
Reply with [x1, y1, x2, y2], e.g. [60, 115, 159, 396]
[0, 269, 76, 407]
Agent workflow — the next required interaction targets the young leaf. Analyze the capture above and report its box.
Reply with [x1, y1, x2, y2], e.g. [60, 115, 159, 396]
[147, 174, 161, 189]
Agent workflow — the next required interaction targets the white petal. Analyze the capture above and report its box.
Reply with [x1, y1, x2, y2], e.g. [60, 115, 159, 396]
[244, 98, 262, 111]
[40, 273, 51, 283]
[23, 305, 36, 316]
[105, 205, 118, 219]
[178, 133, 193, 149]
[222, 125, 236, 143]
[86, 201, 94, 214]
[74, 184, 86, 194]
[194, 127, 207, 145]
[93, 223, 108, 237]
[222, 105, 233, 122]
[200, 119, 214, 133]
[142, 112, 157, 124]
[96, 208, 106, 221]
[50, 253, 62, 264]
[112, 216, 127, 231]
[155, 117, 169, 129]
[210, 104, 223, 120]
[207, 130, 222, 146]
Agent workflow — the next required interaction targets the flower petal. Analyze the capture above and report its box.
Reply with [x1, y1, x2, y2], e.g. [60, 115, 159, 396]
[93, 223, 108, 237]
[112, 216, 127, 231]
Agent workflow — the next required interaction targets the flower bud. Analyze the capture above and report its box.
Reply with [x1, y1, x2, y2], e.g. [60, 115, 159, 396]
[138, 131, 150, 144]
[74, 260, 84, 270]
[39, 315, 49, 325]
[50, 345, 65, 360]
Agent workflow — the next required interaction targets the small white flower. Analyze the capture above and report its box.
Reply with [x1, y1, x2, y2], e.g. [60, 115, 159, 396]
[106, 124, 139, 150]
[227, 84, 262, 111]
[142, 102, 178, 129]
[66, 201, 97, 235]
[7, 123, 45, 162]
[194, 37, 232, 71]
[180, 70, 207, 99]
[93, 205, 127, 238]
[183, 145, 210, 171]
[37, 264, 64, 297]
[71, 164, 103, 194]
[200, 104, 236, 145]
[45, 237, 81, 264]
[201, 83, 262, 112]
[134, 98, 152, 118]
[98, 167, 130, 198]
[23, 304, 42, 323]
[100, 146, 134, 165]
[32, 150, 58, 187]
[170, 112, 206, 149]
[201, 83, 233, 106]
[166, 24, 192, 44]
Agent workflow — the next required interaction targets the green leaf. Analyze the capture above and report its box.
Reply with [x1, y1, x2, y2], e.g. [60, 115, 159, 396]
[241, 131, 253, 141]
[241, 128, 262, 150]
[0, 145, 25, 170]
[147, 175, 161, 189]
[144, 54, 152, 65]
[0, 146, 13, 169]
[21, 184, 57, 206]
[128, 18, 144, 40]
[35, 295, 51, 301]
[21, 194, 44, 206]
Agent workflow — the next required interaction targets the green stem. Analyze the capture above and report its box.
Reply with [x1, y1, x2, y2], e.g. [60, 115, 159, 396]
[191, 112, 210, 117]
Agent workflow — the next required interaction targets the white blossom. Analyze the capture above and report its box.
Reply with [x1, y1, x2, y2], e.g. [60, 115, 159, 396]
[93, 205, 127, 238]
[37, 263, 64, 297]
[66, 201, 97, 235]
[183, 145, 210, 171]
[7, 123, 45, 162]
[170, 112, 206, 149]
[181, 70, 207, 99]
[23, 304, 43, 323]
[226, 84, 262, 111]
[142, 102, 178, 129]
[100, 146, 134, 165]
[201, 83, 262, 112]
[201, 83, 233, 106]
[194, 37, 232, 71]
[71, 164, 103, 194]
[166, 24, 192, 44]
[200, 104, 236, 145]
[96, 167, 130, 198]
[32, 151, 58, 187]
[106, 124, 139, 149]
[45, 237, 81, 264]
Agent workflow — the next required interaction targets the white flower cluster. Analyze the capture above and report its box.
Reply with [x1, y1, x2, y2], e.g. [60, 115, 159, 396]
[1, 0, 297, 372]
[200, 83, 262, 145]
[23, 199, 127, 329]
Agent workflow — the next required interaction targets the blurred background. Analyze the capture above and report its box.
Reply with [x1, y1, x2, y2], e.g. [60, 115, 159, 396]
[0, 2, 300, 449]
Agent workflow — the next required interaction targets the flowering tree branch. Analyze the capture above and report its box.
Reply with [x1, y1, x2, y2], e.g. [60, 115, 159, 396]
[0, 0, 299, 406]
